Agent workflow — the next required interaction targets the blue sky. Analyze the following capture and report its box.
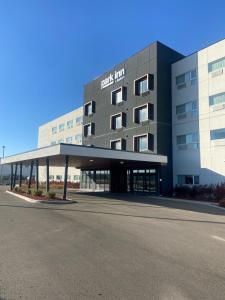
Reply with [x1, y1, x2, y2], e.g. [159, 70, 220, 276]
[0, 0, 225, 156]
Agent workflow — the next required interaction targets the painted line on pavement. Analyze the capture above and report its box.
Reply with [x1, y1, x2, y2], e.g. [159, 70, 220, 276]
[211, 235, 225, 242]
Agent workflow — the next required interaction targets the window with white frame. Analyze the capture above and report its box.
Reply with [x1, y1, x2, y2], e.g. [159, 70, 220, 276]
[58, 139, 64, 144]
[208, 57, 225, 73]
[176, 69, 197, 89]
[210, 128, 225, 140]
[73, 175, 80, 181]
[111, 113, 125, 130]
[66, 136, 73, 144]
[75, 116, 83, 126]
[84, 123, 94, 137]
[111, 87, 126, 104]
[67, 120, 73, 129]
[134, 103, 153, 123]
[209, 92, 225, 106]
[178, 175, 199, 185]
[49, 175, 54, 180]
[111, 139, 122, 150]
[177, 132, 199, 149]
[134, 134, 154, 152]
[84, 101, 95, 116]
[176, 100, 197, 115]
[59, 123, 64, 132]
[134, 74, 153, 96]
[56, 175, 62, 181]
[52, 126, 57, 134]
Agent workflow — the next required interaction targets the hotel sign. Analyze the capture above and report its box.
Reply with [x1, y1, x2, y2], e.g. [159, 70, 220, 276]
[101, 68, 125, 89]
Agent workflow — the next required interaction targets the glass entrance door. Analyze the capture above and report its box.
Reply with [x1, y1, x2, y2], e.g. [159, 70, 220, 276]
[132, 169, 157, 193]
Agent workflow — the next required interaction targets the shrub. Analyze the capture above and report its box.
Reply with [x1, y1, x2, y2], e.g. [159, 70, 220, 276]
[46, 192, 56, 199]
[27, 189, 32, 195]
[219, 199, 225, 207]
[14, 187, 19, 192]
[32, 190, 43, 197]
[214, 183, 225, 201]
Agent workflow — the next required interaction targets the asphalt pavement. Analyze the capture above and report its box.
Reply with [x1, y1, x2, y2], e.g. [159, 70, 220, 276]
[0, 186, 225, 300]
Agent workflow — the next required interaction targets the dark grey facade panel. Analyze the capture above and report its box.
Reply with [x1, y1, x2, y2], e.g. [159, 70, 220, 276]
[82, 41, 184, 194]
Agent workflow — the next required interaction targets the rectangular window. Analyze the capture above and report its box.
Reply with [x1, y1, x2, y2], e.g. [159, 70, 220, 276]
[178, 175, 199, 185]
[75, 134, 82, 144]
[111, 139, 121, 150]
[51, 141, 57, 145]
[209, 92, 225, 106]
[111, 87, 126, 104]
[59, 123, 64, 132]
[208, 57, 225, 72]
[58, 139, 64, 143]
[67, 120, 73, 129]
[134, 104, 153, 123]
[134, 74, 154, 96]
[111, 113, 126, 130]
[176, 69, 197, 89]
[73, 175, 80, 181]
[66, 137, 73, 144]
[52, 126, 57, 134]
[84, 101, 95, 116]
[49, 175, 54, 180]
[75, 116, 83, 126]
[84, 123, 95, 137]
[210, 128, 225, 140]
[56, 175, 62, 181]
[134, 134, 154, 152]
[176, 100, 197, 115]
[177, 132, 199, 146]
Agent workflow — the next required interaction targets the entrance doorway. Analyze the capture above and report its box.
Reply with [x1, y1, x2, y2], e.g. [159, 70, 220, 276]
[128, 169, 158, 193]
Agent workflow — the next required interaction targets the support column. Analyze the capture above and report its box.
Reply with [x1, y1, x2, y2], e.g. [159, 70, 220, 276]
[19, 163, 22, 187]
[63, 155, 69, 200]
[46, 157, 49, 193]
[129, 169, 134, 193]
[28, 161, 34, 190]
[10, 164, 13, 191]
[36, 159, 39, 190]
[110, 165, 127, 193]
[13, 163, 18, 188]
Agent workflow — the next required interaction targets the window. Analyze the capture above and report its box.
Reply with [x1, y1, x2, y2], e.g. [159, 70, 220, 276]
[134, 103, 154, 123]
[84, 123, 95, 137]
[134, 134, 154, 152]
[75, 116, 83, 126]
[52, 126, 57, 134]
[209, 92, 225, 106]
[73, 175, 80, 181]
[58, 139, 64, 143]
[208, 57, 225, 72]
[110, 139, 122, 150]
[177, 132, 199, 148]
[176, 100, 197, 114]
[66, 137, 73, 144]
[111, 87, 126, 104]
[134, 74, 154, 96]
[59, 123, 64, 132]
[51, 141, 57, 145]
[75, 134, 82, 144]
[178, 175, 199, 185]
[210, 128, 225, 140]
[56, 175, 62, 181]
[67, 120, 73, 129]
[49, 175, 54, 180]
[68, 175, 71, 181]
[176, 69, 197, 89]
[84, 101, 95, 116]
[111, 113, 126, 130]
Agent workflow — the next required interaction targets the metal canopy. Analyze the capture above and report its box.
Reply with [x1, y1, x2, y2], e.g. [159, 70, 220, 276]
[1, 143, 168, 169]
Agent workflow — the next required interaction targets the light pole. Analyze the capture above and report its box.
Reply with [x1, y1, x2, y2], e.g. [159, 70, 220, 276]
[0, 146, 5, 185]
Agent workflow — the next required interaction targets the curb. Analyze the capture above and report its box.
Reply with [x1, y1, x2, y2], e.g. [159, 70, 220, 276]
[152, 195, 225, 211]
[6, 191, 75, 204]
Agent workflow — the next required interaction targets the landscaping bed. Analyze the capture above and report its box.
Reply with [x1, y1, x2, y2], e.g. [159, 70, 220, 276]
[173, 183, 225, 207]
[13, 187, 64, 201]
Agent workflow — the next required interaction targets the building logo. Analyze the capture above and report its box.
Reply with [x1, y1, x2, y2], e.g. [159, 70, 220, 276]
[101, 68, 125, 89]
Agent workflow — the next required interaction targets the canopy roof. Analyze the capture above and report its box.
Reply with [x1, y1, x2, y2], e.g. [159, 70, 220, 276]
[1, 144, 167, 169]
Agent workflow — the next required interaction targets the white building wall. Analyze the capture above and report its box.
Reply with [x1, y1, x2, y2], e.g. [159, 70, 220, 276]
[38, 107, 83, 182]
[172, 39, 225, 186]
